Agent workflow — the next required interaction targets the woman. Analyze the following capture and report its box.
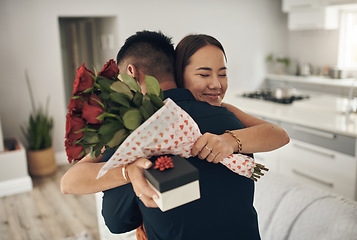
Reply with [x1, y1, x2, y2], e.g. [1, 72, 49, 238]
[176, 34, 289, 165]
[133, 34, 289, 240]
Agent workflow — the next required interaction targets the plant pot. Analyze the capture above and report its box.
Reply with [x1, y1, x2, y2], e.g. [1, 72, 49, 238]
[27, 146, 57, 177]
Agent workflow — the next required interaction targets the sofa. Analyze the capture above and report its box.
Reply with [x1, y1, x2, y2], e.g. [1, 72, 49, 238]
[254, 171, 357, 240]
[96, 171, 357, 240]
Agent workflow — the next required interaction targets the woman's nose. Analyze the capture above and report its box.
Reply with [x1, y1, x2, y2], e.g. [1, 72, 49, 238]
[208, 75, 221, 89]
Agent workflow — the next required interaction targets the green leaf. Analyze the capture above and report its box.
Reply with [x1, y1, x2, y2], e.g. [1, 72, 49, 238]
[159, 88, 164, 100]
[98, 92, 110, 102]
[141, 97, 156, 116]
[98, 121, 124, 143]
[106, 129, 129, 148]
[110, 92, 131, 107]
[147, 93, 164, 108]
[139, 105, 151, 120]
[145, 75, 161, 97]
[110, 81, 133, 99]
[123, 109, 143, 130]
[120, 73, 141, 92]
[83, 131, 99, 145]
[97, 76, 114, 93]
[96, 112, 119, 121]
[132, 92, 143, 108]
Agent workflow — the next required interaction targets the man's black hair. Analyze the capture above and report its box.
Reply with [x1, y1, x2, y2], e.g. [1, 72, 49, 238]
[116, 30, 175, 78]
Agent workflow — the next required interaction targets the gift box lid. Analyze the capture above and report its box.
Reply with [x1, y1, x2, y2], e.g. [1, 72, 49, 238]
[144, 155, 199, 193]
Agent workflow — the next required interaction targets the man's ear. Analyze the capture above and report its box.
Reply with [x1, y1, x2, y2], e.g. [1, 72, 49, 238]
[127, 64, 139, 78]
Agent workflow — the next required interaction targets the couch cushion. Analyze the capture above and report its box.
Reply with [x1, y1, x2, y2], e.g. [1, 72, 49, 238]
[255, 172, 299, 236]
[254, 172, 330, 240]
[288, 196, 357, 240]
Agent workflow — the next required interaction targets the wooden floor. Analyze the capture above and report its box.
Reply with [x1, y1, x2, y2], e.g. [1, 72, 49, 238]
[0, 165, 100, 240]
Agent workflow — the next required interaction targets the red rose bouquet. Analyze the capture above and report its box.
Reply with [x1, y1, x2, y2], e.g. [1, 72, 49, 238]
[65, 59, 165, 163]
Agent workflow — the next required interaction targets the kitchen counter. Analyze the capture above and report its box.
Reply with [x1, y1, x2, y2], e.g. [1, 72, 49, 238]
[224, 89, 357, 138]
[266, 74, 356, 88]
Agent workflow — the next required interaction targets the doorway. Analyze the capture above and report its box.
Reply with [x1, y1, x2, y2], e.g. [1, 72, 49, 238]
[59, 17, 119, 106]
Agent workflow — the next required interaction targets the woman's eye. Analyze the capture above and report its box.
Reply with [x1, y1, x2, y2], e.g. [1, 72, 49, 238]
[219, 74, 227, 77]
[199, 74, 209, 77]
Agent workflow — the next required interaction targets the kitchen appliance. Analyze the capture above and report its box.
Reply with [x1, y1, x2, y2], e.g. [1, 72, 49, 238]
[328, 67, 348, 79]
[297, 63, 313, 76]
[242, 88, 310, 104]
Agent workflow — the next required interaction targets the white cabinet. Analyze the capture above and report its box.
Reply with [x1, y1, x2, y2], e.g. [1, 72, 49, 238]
[282, 0, 342, 30]
[283, 0, 320, 12]
[288, 7, 339, 30]
[321, 0, 357, 6]
[279, 139, 356, 199]
[254, 150, 280, 173]
[253, 114, 357, 200]
[279, 122, 357, 200]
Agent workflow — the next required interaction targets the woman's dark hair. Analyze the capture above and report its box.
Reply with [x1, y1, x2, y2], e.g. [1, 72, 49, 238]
[175, 34, 227, 88]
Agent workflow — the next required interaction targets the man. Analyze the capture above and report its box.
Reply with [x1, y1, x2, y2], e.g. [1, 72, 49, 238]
[61, 30, 287, 239]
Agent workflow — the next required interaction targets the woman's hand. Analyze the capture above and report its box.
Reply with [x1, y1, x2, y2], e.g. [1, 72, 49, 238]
[191, 132, 237, 164]
[126, 158, 159, 208]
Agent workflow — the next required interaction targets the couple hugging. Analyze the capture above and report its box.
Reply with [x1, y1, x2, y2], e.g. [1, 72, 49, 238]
[61, 30, 289, 240]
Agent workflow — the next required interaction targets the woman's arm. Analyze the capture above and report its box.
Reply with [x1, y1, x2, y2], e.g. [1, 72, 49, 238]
[61, 154, 159, 207]
[222, 102, 290, 153]
[60, 153, 125, 195]
[191, 102, 289, 163]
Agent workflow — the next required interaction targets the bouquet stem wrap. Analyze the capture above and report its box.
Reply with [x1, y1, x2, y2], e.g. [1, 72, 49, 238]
[97, 98, 267, 180]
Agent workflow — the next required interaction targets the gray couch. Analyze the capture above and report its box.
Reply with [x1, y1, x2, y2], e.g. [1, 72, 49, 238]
[255, 171, 357, 240]
[96, 171, 357, 240]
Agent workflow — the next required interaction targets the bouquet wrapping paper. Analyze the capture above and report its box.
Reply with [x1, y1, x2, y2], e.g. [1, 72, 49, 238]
[97, 98, 256, 179]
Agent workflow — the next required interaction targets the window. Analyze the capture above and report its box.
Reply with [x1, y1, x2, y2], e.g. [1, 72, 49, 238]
[338, 11, 357, 69]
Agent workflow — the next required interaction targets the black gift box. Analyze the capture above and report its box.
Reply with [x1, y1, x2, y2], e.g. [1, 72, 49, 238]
[144, 155, 200, 211]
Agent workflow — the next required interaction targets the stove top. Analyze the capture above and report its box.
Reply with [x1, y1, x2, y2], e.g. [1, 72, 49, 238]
[242, 90, 310, 104]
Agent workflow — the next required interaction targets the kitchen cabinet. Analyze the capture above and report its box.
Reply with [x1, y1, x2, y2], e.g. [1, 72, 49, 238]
[321, 0, 357, 6]
[278, 122, 356, 200]
[283, 0, 320, 12]
[288, 7, 339, 30]
[252, 114, 357, 200]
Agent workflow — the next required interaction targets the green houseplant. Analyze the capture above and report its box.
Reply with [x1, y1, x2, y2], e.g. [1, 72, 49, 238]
[266, 53, 291, 74]
[21, 71, 56, 176]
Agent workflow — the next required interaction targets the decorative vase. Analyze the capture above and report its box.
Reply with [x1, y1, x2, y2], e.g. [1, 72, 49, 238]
[27, 146, 57, 176]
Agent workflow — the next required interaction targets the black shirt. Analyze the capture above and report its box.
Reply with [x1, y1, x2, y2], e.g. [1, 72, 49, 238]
[101, 88, 260, 240]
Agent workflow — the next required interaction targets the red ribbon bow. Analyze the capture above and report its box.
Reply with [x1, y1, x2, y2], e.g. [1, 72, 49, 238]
[154, 156, 174, 171]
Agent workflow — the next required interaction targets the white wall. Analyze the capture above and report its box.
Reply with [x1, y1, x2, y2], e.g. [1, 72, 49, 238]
[287, 29, 340, 72]
[0, 0, 287, 162]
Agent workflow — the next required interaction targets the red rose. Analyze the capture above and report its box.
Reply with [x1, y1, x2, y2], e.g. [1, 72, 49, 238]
[82, 95, 104, 124]
[72, 63, 95, 95]
[67, 94, 89, 114]
[65, 113, 85, 142]
[98, 59, 119, 80]
[65, 139, 84, 163]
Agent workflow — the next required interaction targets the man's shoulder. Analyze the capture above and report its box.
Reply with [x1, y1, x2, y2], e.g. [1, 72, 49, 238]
[163, 88, 193, 101]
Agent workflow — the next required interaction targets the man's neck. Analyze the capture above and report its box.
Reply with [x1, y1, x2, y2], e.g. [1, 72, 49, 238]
[159, 77, 177, 91]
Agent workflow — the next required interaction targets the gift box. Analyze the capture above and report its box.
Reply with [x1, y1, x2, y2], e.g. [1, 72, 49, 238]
[144, 155, 200, 212]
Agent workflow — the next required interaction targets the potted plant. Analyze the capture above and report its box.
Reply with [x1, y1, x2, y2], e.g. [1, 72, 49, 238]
[21, 71, 56, 176]
[266, 53, 291, 75]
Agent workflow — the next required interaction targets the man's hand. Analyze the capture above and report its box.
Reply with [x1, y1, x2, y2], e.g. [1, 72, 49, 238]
[126, 158, 159, 208]
[191, 132, 236, 164]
